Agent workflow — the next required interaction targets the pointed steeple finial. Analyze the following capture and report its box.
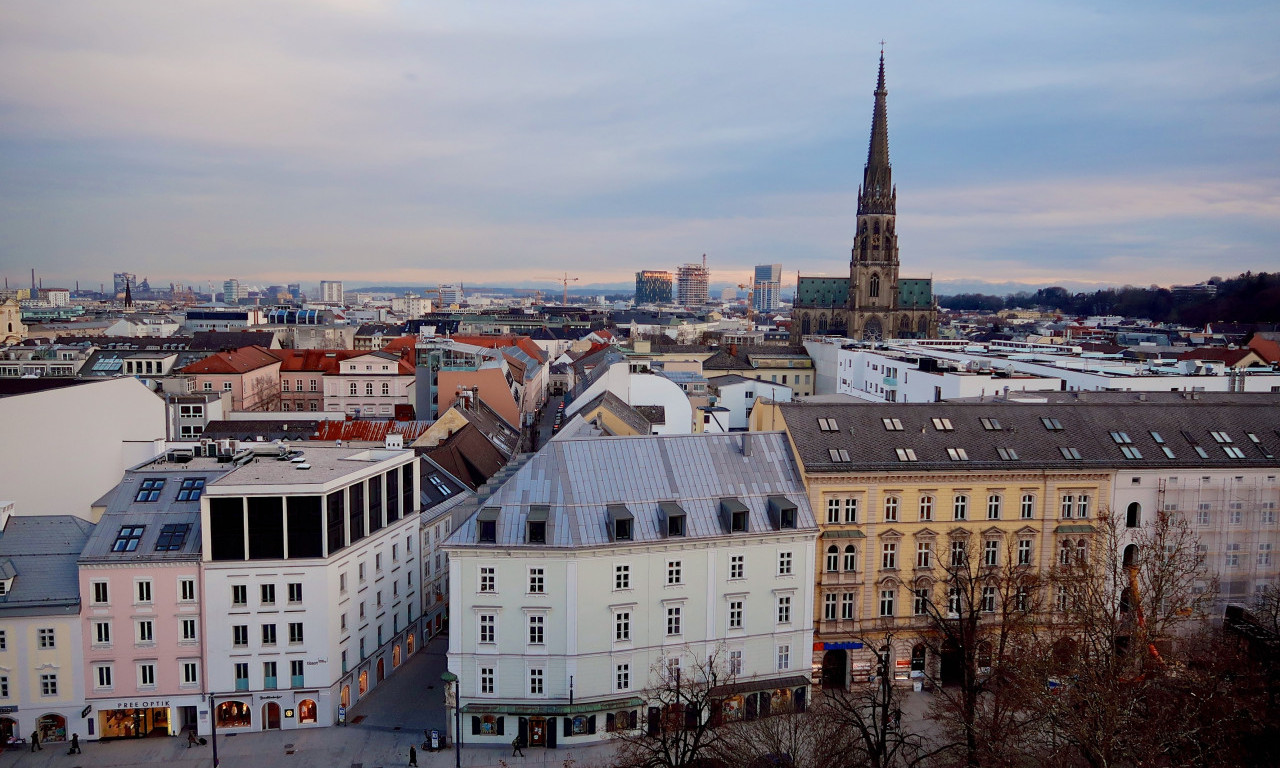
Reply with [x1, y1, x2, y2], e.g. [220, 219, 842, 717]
[858, 47, 894, 216]
[123, 277, 134, 309]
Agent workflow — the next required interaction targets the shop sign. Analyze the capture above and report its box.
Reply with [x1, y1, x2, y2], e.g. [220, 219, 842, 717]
[823, 641, 865, 650]
[0, 706, 17, 714]
[111, 700, 170, 709]
[81, 705, 92, 718]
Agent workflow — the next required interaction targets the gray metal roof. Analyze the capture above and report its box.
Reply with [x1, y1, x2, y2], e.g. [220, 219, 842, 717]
[779, 400, 1280, 473]
[0, 516, 95, 614]
[444, 432, 816, 549]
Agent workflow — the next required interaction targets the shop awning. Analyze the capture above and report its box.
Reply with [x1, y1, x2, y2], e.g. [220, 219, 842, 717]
[462, 696, 643, 716]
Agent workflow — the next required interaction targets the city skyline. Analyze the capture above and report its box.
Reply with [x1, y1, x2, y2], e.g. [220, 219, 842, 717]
[2, 2, 1278, 288]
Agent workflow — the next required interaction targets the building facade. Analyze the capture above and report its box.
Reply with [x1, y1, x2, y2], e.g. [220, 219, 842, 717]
[635, 271, 674, 305]
[319, 281, 344, 304]
[676, 260, 710, 307]
[444, 433, 817, 747]
[752, 264, 781, 313]
[792, 54, 937, 342]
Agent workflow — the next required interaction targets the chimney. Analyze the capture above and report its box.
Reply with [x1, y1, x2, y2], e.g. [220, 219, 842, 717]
[742, 432, 753, 457]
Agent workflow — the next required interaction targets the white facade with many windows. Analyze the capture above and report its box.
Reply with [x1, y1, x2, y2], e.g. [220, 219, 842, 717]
[444, 433, 817, 747]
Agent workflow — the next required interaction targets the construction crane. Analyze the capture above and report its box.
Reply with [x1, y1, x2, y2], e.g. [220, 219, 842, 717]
[540, 273, 579, 306]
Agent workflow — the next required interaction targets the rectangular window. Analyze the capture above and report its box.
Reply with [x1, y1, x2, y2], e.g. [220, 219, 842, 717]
[232, 625, 248, 647]
[615, 564, 630, 590]
[139, 663, 156, 688]
[234, 662, 249, 690]
[776, 595, 792, 624]
[987, 495, 1001, 520]
[951, 540, 966, 567]
[479, 614, 495, 644]
[183, 662, 199, 686]
[176, 478, 205, 501]
[263, 661, 277, 689]
[290, 659, 304, 686]
[919, 496, 933, 521]
[615, 611, 631, 642]
[528, 567, 545, 594]
[882, 542, 897, 569]
[1077, 495, 1090, 518]
[667, 560, 683, 585]
[92, 581, 109, 604]
[480, 667, 495, 695]
[112, 525, 146, 552]
[289, 622, 304, 644]
[729, 555, 744, 579]
[231, 584, 247, 606]
[1259, 543, 1273, 566]
[96, 665, 113, 689]
[777, 551, 793, 576]
[984, 540, 999, 566]
[879, 589, 895, 617]
[288, 582, 302, 603]
[529, 668, 544, 695]
[1225, 543, 1241, 567]
[94, 621, 111, 645]
[946, 447, 968, 461]
[182, 618, 197, 641]
[728, 600, 743, 629]
[953, 495, 968, 520]
[262, 624, 277, 645]
[528, 615, 545, 645]
[824, 593, 838, 620]
[1021, 494, 1035, 519]
[982, 586, 996, 613]
[916, 541, 932, 568]
[180, 578, 196, 602]
[134, 479, 165, 502]
[38, 627, 55, 649]
[1061, 495, 1075, 519]
[137, 620, 154, 644]
[777, 644, 791, 671]
[826, 498, 841, 524]
[841, 592, 854, 620]
[667, 606, 682, 636]
[729, 650, 743, 676]
[616, 663, 630, 691]
[41, 673, 58, 696]
[1018, 539, 1033, 565]
[261, 584, 275, 605]
[479, 567, 495, 593]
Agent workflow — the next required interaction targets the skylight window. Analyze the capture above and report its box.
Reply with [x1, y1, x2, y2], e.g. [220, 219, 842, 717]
[946, 448, 969, 461]
[176, 478, 205, 501]
[882, 418, 903, 431]
[1210, 431, 1233, 444]
[1041, 417, 1064, 432]
[827, 449, 851, 462]
[134, 479, 165, 503]
[932, 418, 954, 432]
[980, 418, 1002, 431]
[112, 526, 146, 552]
[1160, 446, 1176, 459]
[817, 418, 839, 432]
[1120, 446, 1143, 460]
[1059, 447, 1082, 460]
[1194, 447, 1209, 459]
[429, 474, 453, 496]
[1110, 432, 1133, 445]
[997, 447, 1019, 461]
[155, 523, 192, 551]
[895, 448, 917, 462]
[1150, 431, 1165, 444]
[1223, 446, 1246, 459]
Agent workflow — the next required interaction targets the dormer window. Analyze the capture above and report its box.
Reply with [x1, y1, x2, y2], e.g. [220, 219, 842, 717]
[477, 507, 499, 543]
[720, 498, 749, 533]
[768, 496, 798, 530]
[660, 502, 687, 537]
[527, 505, 549, 544]
[608, 505, 634, 542]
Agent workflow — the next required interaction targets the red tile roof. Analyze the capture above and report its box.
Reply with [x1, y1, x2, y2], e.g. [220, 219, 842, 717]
[269, 349, 365, 373]
[310, 419, 432, 442]
[179, 345, 281, 375]
[1175, 348, 1259, 365]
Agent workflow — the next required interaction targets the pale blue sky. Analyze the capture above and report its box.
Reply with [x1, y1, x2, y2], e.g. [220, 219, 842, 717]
[1, 1, 1277, 292]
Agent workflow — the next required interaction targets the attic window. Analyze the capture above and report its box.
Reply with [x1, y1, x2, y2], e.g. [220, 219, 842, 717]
[477, 507, 499, 543]
[176, 478, 205, 501]
[980, 418, 1002, 431]
[1040, 417, 1064, 432]
[429, 474, 453, 496]
[882, 418, 903, 431]
[767, 496, 798, 530]
[607, 505, 634, 542]
[1210, 431, 1232, 444]
[827, 449, 851, 462]
[527, 505, 549, 544]
[895, 448, 917, 462]
[1059, 447, 1082, 460]
[932, 418, 954, 432]
[1223, 446, 1246, 459]
[660, 502, 687, 537]
[112, 525, 146, 552]
[720, 498, 749, 533]
[817, 418, 839, 432]
[996, 447, 1019, 461]
[134, 479, 165, 502]
[946, 447, 968, 461]
[155, 523, 192, 551]
[1110, 432, 1133, 445]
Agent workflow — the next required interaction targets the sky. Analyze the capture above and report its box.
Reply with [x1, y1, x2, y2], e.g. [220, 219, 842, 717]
[1, 1, 1278, 294]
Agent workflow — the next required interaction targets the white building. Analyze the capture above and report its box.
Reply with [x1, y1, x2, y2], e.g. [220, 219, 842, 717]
[566, 360, 694, 435]
[200, 443, 421, 732]
[320, 281, 344, 305]
[444, 432, 818, 747]
[418, 458, 474, 641]
[706, 375, 792, 431]
[323, 351, 416, 418]
[222, 279, 247, 304]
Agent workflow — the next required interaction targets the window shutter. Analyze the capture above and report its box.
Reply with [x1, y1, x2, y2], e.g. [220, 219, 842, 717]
[563, 718, 571, 737]
[605, 713, 615, 732]
[629, 710, 638, 730]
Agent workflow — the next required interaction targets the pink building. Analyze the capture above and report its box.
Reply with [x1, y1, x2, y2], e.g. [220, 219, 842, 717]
[179, 346, 282, 412]
[79, 457, 233, 740]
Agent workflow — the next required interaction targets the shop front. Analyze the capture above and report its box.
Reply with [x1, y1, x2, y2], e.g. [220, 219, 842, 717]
[209, 693, 325, 732]
[709, 675, 810, 727]
[36, 713, 69, 743]
[96, 699, 173, 739]
[463, 697, 645, 746]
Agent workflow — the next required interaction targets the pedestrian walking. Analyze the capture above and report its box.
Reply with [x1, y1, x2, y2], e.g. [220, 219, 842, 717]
[69, 733, 82, 754]
[30, 730, 41, 751]
[409, 744, 418, 766]
[188, 730, 200, 748]
[512, 735, 524, 757]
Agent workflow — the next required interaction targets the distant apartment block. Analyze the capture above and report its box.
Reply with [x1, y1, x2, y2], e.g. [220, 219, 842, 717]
[320, 281, 344, 304]
[753, 264, 781, 313]
[676, 261, 709, 306]
[634, 271, 673, 305]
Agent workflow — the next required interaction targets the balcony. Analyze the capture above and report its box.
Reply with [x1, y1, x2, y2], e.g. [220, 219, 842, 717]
[883, 377, 898, 387]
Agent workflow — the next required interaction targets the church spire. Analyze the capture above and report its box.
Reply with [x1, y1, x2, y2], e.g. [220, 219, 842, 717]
[857, 49, 895, 216]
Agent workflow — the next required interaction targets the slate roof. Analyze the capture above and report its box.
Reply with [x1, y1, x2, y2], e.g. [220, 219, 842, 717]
[200, 420, 322, 441]
[443, 432, 816, 549]
[420, 456, 475, 517]
[573, 389, 653, 435]
[634, 405, 666, 425]
[0, 516, 95, 614]
[191, 331, 280, 351]
[425, 423, 512, 491]
[778, 401, 1280, 473]
[701, 349, 753, 371]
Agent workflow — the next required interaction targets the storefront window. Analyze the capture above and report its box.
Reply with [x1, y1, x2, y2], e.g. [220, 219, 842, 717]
[341, 685, 350, 708]
[407, 632, 415, 655]
[215, 701, 251, 729]
[37, 714, 67, 743]
[298, 699, 317, 724]
[393, 644, 402, 667]
[97, 708, 169, 739]
[770, 689, 793, 714]
[359, 669, 368, 695]
[721, 696, 744, 722]
[0, 717, 17, 743]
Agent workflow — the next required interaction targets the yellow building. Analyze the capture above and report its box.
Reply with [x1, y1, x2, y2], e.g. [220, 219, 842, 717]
[751, 401, 1111, 687]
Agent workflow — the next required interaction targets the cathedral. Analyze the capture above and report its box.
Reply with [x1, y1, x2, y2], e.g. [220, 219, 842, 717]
[792, 53, 937, 341]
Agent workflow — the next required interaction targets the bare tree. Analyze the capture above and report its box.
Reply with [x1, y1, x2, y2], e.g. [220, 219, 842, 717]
[611, 647, 729, 768]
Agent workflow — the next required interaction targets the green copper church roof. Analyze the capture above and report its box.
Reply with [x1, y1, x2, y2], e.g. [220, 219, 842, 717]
[795, 277, 848, 308]
[899, 279, 933, 308]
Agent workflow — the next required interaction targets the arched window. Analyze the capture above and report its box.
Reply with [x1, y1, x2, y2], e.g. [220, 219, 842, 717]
[884, 496, 899, 522]
[843, 545, 857, 572]
[298, 699, 317, 724]
[873, 221, 881, 235]
[1076, 539, 1088, 562]
[1126, 502, 1141, 528]
[869, 274, 881, 299]
[917, 316, 928, 334]
[359, 669, 368, 695]
[826, 545, 840, 572]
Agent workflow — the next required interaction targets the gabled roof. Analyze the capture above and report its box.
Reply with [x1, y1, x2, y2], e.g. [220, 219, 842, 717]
[702, 349, 753, 371]
[179, 345, 281, 375]
[0, 516, 95, 612]
[269, 349, 366, 373]
[573, 389, 652, 435]
[425, 423, 512, 491]
[191, 331, 280, 351]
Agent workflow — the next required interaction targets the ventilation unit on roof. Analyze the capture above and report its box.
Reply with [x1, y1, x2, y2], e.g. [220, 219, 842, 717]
[295, 463, 311, 470]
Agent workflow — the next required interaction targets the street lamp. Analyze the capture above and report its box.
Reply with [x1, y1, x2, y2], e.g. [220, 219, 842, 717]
[207, 692, 220, 768]
[441, 671, 461, 768]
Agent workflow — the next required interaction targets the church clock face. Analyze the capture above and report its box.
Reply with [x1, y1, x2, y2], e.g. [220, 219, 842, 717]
[871, 234, 882, 246]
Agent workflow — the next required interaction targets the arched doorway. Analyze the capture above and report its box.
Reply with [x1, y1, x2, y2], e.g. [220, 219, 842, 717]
[341, 685, 350, 708]
[940, 640, 962, 685]
[407, 632, 415, 655]
[821, 649, 847, 689]
[262, 702, 281, 730]
[1126, 502, 1141, 528]
[0, 717, 15, 742]
[393, 644, 402, 667]
[376, 658, 385, 682]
